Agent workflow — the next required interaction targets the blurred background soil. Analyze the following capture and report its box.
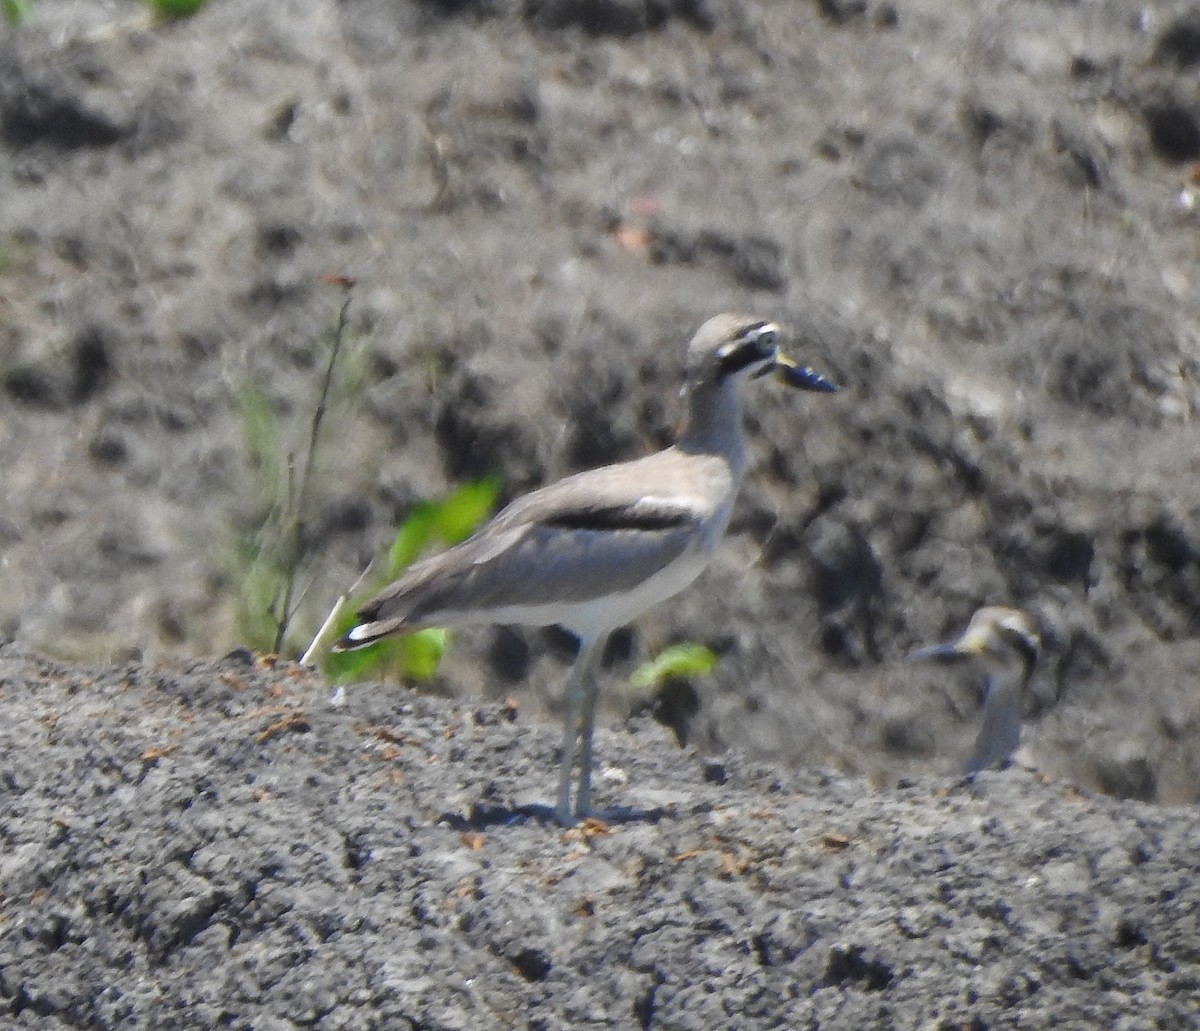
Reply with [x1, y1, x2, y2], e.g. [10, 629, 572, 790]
[2, 0, 1200, 802]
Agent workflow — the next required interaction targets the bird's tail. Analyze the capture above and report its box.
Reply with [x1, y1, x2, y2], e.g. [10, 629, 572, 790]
[330, 616, 407, 652]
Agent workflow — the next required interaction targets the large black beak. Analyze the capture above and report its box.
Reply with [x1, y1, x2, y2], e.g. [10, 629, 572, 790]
[774, 353, 838, 393]
[907, 642, 967, 664]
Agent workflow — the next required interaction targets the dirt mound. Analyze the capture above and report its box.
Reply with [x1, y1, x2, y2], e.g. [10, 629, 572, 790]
[2, 0, 1200, 1021]
[1, 649, 1197, 1028]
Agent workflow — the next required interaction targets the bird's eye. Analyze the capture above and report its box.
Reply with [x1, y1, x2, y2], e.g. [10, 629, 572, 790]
[716, 324, 781, 376]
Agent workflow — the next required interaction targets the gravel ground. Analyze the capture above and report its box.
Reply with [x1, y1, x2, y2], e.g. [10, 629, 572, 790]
[1, 648, 1198, 1029]
[2, 0, 1200, 1024]
[2, 0, 1200, 795]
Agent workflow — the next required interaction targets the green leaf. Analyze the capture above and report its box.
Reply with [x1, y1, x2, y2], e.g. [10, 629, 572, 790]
[386, 475, 500, 574]
[146, 0, 207, 19]
[3, 0, 34, 26]
[397, 629, 448, 680]
[324, 637, 403, 684]
[387, 501, 440, 575]
[321, 477, 500, 684]
[630, 642, 718, 690]
[323, 630, 447, 684]
[433, 476, 502, 544]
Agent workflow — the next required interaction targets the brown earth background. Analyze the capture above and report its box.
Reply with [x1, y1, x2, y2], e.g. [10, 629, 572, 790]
[1, 1, 1200, 1027]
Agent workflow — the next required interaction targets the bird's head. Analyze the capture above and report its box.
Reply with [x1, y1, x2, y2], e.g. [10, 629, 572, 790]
[909, 606, 1041, 674]
[685, 313, 838, 394]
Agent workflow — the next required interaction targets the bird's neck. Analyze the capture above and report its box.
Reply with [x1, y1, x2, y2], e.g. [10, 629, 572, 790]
[677, 379, 747, 474]
[993, 651, 1036, 697]
[968, 660, 1031, 772]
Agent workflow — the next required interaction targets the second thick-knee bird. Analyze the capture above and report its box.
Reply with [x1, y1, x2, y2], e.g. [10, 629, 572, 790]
[909, 606, 1042, 774]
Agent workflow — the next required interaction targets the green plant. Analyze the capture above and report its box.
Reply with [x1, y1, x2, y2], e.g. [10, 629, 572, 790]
[229, 534, 290, 653]
[233, 384, 286, 508]
[270, 287, 355, 653]
[318, 476, 502, 684]
[145, 0, 207, 20]
[2, 0, 33, 27]
[629, 642, 718, 690]
[230, 278, 355, 656]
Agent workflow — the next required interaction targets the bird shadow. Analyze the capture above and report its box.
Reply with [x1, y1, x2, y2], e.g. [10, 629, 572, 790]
[438, 801, 670, 830]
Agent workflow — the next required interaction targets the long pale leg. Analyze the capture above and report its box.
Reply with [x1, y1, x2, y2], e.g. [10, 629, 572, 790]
[574, 636, 607, 818]
[555, 636, 601, 825]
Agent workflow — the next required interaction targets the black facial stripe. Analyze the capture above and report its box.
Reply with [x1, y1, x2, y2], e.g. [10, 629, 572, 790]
[717, 324, 776, 377]
[997, 626, 1039, 670]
